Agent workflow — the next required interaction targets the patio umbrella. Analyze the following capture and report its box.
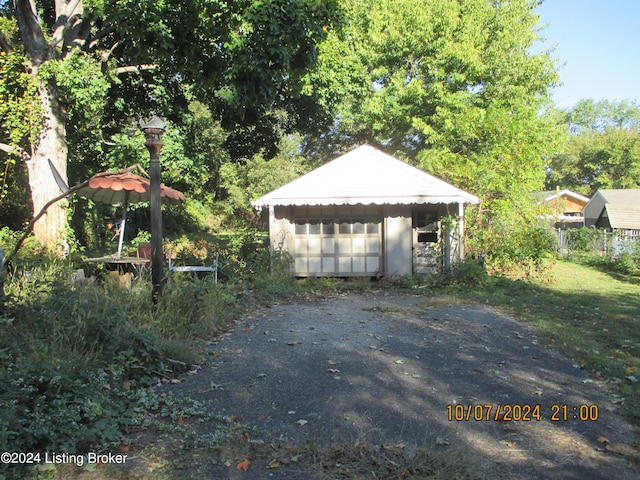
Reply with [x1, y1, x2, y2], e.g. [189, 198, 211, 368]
[76, 171, 185, 258]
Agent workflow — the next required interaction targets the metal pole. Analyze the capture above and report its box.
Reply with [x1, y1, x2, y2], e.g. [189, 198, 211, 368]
[141, 116, 166, 303]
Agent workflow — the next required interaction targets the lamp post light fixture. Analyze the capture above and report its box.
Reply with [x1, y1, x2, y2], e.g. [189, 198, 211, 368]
[140, 115, 166, 303]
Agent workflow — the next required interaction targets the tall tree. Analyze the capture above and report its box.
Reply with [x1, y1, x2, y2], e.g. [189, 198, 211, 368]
[547, 100, 640, 196]
[0, 0, 341, 253]
[311, 0, 562, 262]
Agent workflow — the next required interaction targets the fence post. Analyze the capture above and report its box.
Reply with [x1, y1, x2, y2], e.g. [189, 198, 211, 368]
[557, 228, 562, 255]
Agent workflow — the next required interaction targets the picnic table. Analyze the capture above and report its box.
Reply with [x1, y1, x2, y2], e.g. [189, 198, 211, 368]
[83, 255, 150, 275]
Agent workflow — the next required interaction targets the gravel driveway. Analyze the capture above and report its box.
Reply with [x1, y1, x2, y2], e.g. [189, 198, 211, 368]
[167, 291, 639, 479]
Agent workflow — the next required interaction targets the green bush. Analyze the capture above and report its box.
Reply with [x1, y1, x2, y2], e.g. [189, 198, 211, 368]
[0, 254, 247, 476]
[484, 224, 557, 278]
[566, 227, 601, 253]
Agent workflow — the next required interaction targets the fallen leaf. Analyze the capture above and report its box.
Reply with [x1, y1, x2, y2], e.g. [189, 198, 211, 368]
[597, 436, 610, 444]
[267, 459, 280, 469]
[327, 368, 340, 373]
[296, 419, 308, 426]
[119, 440, 131, 452]
[236, 460, 250, 471]
[287, 341, 302, 346]
[394, 359, 404, 364]
[328, 360, 336, 365]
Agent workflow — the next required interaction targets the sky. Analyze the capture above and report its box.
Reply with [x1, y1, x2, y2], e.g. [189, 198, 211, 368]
[534, 0, 640, 109]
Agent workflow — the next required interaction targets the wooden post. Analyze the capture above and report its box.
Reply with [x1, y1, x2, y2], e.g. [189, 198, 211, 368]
[141, 116, 166, 303]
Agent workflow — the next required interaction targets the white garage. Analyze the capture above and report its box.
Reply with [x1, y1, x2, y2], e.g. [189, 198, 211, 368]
[252, 145, 479, 277]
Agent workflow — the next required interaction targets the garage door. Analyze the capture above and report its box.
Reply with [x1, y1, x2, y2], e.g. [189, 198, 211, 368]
[293, 218, 381, 276]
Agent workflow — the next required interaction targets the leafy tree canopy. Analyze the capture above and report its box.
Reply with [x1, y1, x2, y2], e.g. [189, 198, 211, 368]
[547, 100, 640, 196]
[305, 0, 563, 265]
[0, 0, 343, 244]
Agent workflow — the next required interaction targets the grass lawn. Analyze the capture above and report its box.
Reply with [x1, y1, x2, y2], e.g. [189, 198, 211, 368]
[467, 259, 640, 426]
[8, 258, 639, 479]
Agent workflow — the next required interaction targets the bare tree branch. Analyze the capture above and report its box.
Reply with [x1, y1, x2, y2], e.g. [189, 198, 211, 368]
[3, 178, 90, 267]
[51, 0, 88, 50]
[113, 64, 159, 75]
[14, 0, 47, 65]
[0, 143, 31, 163]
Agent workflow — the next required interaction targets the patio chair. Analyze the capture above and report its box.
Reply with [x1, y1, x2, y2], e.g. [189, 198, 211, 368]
[137, 242, 152, 270]
[168, 250, 218, 282]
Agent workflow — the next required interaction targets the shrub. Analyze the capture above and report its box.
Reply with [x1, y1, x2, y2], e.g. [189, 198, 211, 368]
[483, 224, 557, 278]
[565, 227, 601, 253]
[0, 255, 247, 476]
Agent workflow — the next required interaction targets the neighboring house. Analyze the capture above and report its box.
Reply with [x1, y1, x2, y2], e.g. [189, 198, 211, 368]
[583, 189, 640, 232]
[537, 189, 590, 229]
[595, 204, 640, 236]
[251, 145, 479, 277]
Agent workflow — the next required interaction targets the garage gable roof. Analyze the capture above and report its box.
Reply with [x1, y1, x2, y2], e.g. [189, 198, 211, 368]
[596, 204, 640, 230]
[252, 144, 480, 207]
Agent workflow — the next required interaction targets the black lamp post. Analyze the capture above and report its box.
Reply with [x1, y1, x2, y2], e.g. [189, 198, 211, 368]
[140, 115, 166, 303]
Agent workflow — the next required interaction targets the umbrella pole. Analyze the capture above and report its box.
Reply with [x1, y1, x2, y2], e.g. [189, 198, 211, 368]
[116, 191, 130, 259]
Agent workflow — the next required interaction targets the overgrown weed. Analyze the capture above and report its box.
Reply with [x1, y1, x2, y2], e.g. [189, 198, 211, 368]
[299, 440, 482, 480]
[0, 252, 261, 479]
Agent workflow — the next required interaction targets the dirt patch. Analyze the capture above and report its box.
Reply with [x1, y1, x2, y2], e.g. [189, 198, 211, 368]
[165, 291, 639, 479]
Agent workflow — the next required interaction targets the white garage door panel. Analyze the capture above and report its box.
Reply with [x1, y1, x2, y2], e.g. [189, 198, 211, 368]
[352, 237, 366, 254]
[367, 257, 379, 273]
[322, 238, 335, 254]
[352, 257, 365, 272]
[308, 237, 322, 254]
[294, 218, 381, 276]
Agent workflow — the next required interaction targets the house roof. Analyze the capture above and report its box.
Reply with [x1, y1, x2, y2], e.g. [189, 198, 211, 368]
[252, 144, 480, 207]
[593, 189, 640, 205]
[537, 189, 590, 205]
[596, 204, 640, 230]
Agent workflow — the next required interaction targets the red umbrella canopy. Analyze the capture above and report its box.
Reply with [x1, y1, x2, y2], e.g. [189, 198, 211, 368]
[77, 172, 185, 206]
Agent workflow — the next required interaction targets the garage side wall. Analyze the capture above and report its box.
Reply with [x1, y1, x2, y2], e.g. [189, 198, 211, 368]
[384, 205, 412, 276]
[269, 206, 294, 271]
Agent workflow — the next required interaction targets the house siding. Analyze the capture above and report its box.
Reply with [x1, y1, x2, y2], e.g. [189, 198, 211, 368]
[583, 192, 607, 227]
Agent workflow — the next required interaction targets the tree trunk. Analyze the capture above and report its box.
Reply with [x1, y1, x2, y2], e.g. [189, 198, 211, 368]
[13, 0, 70, 255]
[25, 73, 69, 256]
